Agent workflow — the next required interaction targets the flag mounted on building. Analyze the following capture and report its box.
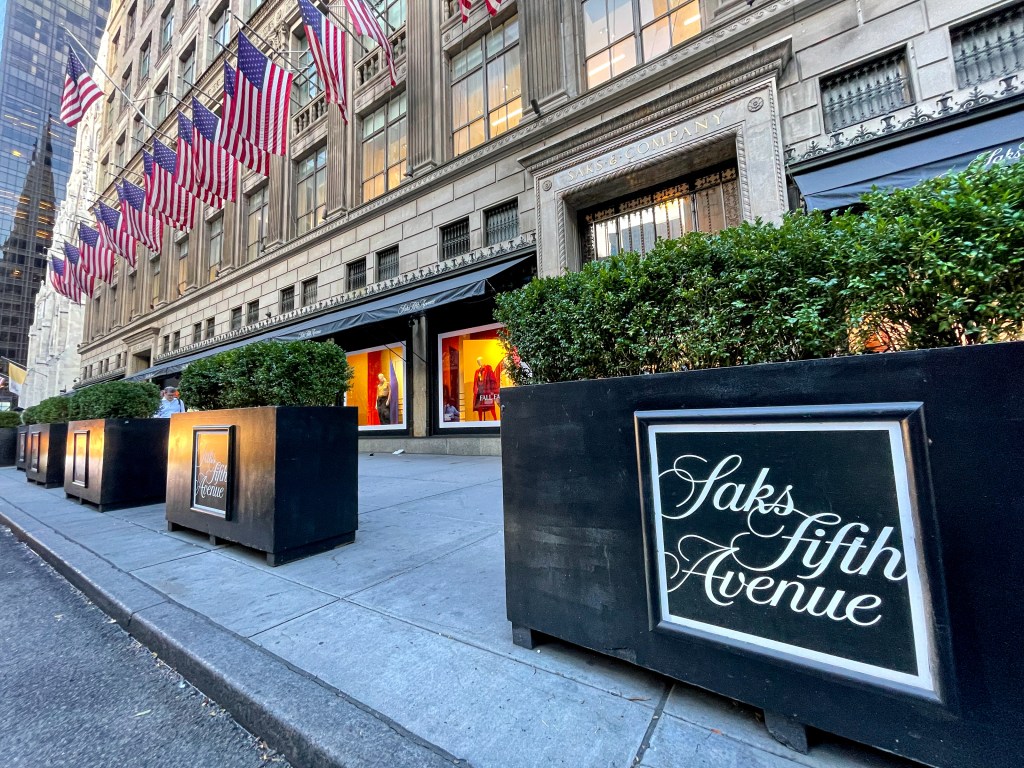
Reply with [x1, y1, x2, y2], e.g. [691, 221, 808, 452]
[459, 0, 471, 22]
[6, 361, 27, 396]
[97, 202, 138, 268]
[297, 0, 348, 122]
[221, 63, 271, 175]
[145, 143, 197, 231]
[50, 256, 81, 303]
[79, 223, 115, 281]
[176, 113, 226, 208]
[118, 179, 165, 252]
[60, 46, 104, 128]
[222, 34, 294, 155]
[343, 0, 397, 86]
[63, 245, 97, 299]
[191, 99, 239, 202]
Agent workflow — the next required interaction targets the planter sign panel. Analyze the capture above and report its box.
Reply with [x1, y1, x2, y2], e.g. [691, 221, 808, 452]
[191, 426, 233, 517]
[637, 406, 936, 695]
[72, 430, 89, 486]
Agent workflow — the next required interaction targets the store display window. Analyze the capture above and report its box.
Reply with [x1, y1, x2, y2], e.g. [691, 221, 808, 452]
[346, 343, 407, 430]
[438, 323, 515, 429]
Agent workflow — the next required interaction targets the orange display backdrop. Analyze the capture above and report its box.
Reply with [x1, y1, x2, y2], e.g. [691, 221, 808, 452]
[346, 345, 406, 429]
[439, 324, 515, 427]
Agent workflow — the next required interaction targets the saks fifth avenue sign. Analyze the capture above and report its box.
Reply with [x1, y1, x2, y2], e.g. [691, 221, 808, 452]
[561, 112, 724, 184]
[191, 426, 233, 517]
[637, 408, 936, 694]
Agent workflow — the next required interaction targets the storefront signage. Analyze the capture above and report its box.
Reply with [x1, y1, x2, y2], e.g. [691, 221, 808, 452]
[562, 112, 724, 184]
[637, 406, 936, 695]
[72, 430, 89, 486]
[191, 426, 233, 518]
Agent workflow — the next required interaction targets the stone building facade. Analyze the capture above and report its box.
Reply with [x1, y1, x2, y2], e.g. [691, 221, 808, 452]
[75, 0, 1024, 452]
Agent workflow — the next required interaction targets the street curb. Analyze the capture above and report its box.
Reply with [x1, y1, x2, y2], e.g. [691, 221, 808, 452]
[0, 505, 470, 768]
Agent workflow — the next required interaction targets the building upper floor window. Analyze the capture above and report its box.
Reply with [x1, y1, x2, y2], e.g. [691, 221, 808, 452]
[376, 0, 406, 31]
[172, 329, 181, 349]
[210, 5, 231, 61]
[245, 185, 268, 263]
[193, 322, 202, 344]
[294, 30, 323, 108]
[246, 300, 259, 325]
[139, 37, 151, 80]
[486, 200, 519, 244]
[280, 285, 295, 313]
[127, 3, 137, 41]
[440, 218, 470, 261]
[230, 306, 242, 330]
[296, 145, 328, 235]
[582, 0, 702, 89]
[951, 3, 1024, 88]
[207, 215, 224, 282]
[377, 246, 399, 281]
[160, 4, 174, 52]
[155, 79, 170, 122]
[302, 277, 318, 306]
[176, 236, 189, 296]
[179, 46, 196, 97]
[451, 17, 521, 156]
[133, 111, 146, 152]
[347, 258, 367, 291]
[820, 50, 913, 133]
[120, 66, 133, 111]
[361, 92, 407, 201]
[205, 316, 215, 338]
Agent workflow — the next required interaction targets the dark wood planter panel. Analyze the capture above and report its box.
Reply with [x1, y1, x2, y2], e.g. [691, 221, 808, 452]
[0, 428, 15, 467]
[501, 342, 1024, 768]
[64, 419, 170, 511]
[25, 423, 68, 488]
[166, 407, 358, 565]
[15, 425, 28, 471]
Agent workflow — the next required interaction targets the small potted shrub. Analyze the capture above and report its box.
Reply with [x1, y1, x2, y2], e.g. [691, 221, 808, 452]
[23, 395, 71, 487]
[63, 381, 164, 510]
[0, 410, 20, 467]
[167, 339, 357, 565]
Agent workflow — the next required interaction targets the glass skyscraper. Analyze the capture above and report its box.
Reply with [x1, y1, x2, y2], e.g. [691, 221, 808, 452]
[0, 0, 108, 365]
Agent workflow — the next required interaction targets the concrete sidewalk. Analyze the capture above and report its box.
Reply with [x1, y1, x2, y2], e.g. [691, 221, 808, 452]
[0, 457, 917, 768]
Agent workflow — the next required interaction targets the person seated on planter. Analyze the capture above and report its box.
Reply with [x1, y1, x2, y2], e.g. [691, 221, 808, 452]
[155, 387, 186, 418]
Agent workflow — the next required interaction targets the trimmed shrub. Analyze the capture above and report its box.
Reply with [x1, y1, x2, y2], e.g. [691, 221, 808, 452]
[0, 411, 21, 428]
[837, 158, 1024, 350]
[495, 212, 849, 385]
[179, 340, 353, 410]
[28, 396, 70, 424]
[68, 381, 162, 421]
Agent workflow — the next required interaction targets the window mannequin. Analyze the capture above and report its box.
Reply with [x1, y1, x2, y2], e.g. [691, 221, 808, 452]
[376, 372, 391, 425]
[472, 356, 498, 421]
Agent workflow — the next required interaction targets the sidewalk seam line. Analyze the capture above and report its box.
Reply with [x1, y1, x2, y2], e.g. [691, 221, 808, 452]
[630, 682, 672, 767]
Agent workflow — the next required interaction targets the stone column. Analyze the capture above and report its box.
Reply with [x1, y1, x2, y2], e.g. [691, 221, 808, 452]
[407, 0, 442, 174]
[520, 0, 573, 116]
[412, 315, 429, 438]
[266, 155, 288, 247]
[326, 105, 347, 217]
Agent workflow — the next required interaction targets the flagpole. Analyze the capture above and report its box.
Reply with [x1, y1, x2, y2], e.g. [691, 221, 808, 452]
[327, 1, 398, 35]
[209, 34, 316, 87]
[230, 8, 369, 57]
[61, 25, 162, 136]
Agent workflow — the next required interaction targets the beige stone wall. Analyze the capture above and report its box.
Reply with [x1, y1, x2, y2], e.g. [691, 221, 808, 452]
[75, 0, 1018, 384]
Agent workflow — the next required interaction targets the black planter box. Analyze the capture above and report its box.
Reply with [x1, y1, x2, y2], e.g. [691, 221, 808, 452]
[25, 423, 68, 488]
[0, 427, 16, 467]
[64, 419, 170, 511]
[166, 406, 358, 565]
[15, 425, 28, 471]
[501, 342, 1024, 768]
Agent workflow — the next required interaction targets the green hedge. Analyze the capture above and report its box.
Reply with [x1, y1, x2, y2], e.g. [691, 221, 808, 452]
[0, 411, 21, 428]
[68, 381, 162, 421]
[496, 159, 1024, 385]
[21, 396, 70, 425]
[179, 340, 354, 411]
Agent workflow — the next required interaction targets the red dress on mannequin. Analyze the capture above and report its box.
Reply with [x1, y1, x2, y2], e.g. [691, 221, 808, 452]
[473, 364, 498, 420]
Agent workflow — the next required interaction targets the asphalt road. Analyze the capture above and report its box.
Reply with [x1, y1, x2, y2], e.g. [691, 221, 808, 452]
[0, 526, 290, 768]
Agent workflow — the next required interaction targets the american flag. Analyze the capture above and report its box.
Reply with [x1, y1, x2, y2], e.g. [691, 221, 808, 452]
[486, 0, 502, 15]
[80, 223, 115, 281]
[65, 254, 96, 298]
[458, 0, 501, 22]
[221, 63, 271, 175]
[144, 145, 196, 232]
[97, 202, 138, 267]
[176, 112, 226, 208]
[222, 34, 294, 155]
[298, 0, 349, 122]
[191, 100, 239, 202]
[60, 47, 104, 127]
[118, 179, 165, 252]
[343, 0, 397, 86]
[51, 257, 81, 302]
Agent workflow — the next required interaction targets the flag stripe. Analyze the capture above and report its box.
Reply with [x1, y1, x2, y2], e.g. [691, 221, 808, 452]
[343, 0, 397, 86]
[298, 0, 349, 122]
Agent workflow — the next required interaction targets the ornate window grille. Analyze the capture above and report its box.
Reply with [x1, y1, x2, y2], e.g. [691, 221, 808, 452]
[377, 246, 399, 281]
[246, 300, 259, 325]
[280, 286, 295, 313]
[820, 51, 913, 133]
[302, 277, 318, 306]
[440, 219, 470, 261]
[485, 201, 519, 245]
[951, 3, 1024, 88]
[347, 258, 367, 291]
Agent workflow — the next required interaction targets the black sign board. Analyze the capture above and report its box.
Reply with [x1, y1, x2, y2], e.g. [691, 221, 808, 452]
[72, 430, 89, 486]
[28, 432, 40, 472]
[190, 426, 233, 518]
[637, 404, 937, 697]
[17, 430, 26, 463]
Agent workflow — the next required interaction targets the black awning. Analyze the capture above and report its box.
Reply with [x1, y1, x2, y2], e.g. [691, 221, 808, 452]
[792, 109, 1023, 210]
[126, 255, 531, 381]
